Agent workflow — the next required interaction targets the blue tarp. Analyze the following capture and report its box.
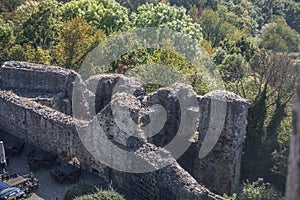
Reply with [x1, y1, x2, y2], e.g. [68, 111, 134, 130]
[0, 181, 24, 199]
[0, 182, 9, 191]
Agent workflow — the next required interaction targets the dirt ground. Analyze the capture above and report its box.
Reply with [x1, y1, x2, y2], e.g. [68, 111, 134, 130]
[1, 133, 107, 200]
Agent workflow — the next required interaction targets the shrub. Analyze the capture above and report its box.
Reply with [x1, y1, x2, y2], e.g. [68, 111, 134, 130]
[74, 188, 125, 200]
[64, 182, 96, 200]
[224, 179, 283, 200]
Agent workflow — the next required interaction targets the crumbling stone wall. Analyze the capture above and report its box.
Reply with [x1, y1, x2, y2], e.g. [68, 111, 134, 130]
[195, 92, 247, 194]
[0, 62, 76, 96]
[142, 88, 248, 195]
[111, 156, 225, 200]
[0, 89, 223, 200]
[286, 72, 300, 200]
[0, 61, 249, 199]
[0, 90, 106, 175]
[0, 62, 77, 115]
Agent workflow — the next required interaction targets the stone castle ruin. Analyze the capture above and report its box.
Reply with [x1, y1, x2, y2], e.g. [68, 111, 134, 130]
[0, 61, 248, 200]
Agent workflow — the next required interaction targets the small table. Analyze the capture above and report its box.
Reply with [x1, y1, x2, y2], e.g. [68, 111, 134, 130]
[6, 176, 27, 187]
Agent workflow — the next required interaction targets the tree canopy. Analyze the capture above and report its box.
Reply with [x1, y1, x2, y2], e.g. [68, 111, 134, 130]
[62, 0, 130, 35]
[131, 2, 203, 43]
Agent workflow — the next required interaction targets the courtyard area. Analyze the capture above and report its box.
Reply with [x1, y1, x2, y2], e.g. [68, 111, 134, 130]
[0, 131, 107, 200]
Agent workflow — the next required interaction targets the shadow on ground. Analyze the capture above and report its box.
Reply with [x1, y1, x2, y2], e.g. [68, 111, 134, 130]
[0, 132, 107, 200]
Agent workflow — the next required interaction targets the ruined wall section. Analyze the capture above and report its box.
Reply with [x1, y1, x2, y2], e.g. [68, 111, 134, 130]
[0, 62, 75, 95]
[0, 87, 224, 200]
[0, 61, 78, 115]
[85, 74, 145, 114]
[285, 72, 300, 200]
[195, 91, 248, 195]
[146, 89, 248, 195]
[0, 61, 249, 199]
[111, 147, 225, 200]
[0, 90, 107, 177]
[90, 93, 224, 199]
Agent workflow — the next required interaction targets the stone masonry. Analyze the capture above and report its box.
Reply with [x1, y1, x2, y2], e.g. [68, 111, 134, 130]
[0, 61, 249, 199]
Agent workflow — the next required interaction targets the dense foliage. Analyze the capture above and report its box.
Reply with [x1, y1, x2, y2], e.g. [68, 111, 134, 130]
[0, 0, 299, 199]
[14, 0, 62, 48]
[224, 179, 283, 200]
[115, 0, 159, 12]
[130, 2, 203, 42]
[55, 16, 106, 71]
[260, 17, 300, 52]
[62, 0, 130, 35]
[64, 182, 96, 200]
[74, 188, 125, 200]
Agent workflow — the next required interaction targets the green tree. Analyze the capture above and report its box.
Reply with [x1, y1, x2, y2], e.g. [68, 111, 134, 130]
[7, 44, 51, 65]
[64, 182, 96, 200]
[108, 47, 210, 95]
[170, 0, 221, 10]
[198, 8, 238, 47]
[191, 1, 260, 36]
[260, 17, 300, 52]
[240, 51, 296, 190]
[250, 0, 285, 25]
[55, 16, 106, 71]
[131, 2, 203, 43]
[284, 0, 300, 33]
[217, 3, 258, 33]
[250, 0, 300, 34]
[103, 2, 208, 94]
[168, 0, 201, 10]
[0, 0, 25, 13]
[260, 32, 288, 52]
[14, 0, 63, 49]
[218, 53, 249, 83]
[224, 179, 283, 200]
[62, 0, 130, 35]
[194, 3, 260, 48]
[221, 30, 258, 62]
[0, 17, 14, 63]
[74, 188, 124, 200]
[115, 0, 159, 12]
[212, 30, 258, 67]
[271, 114, 292, 188]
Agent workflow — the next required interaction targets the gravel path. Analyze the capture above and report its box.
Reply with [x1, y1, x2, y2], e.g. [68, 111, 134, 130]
[1, 133, 107, 200]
